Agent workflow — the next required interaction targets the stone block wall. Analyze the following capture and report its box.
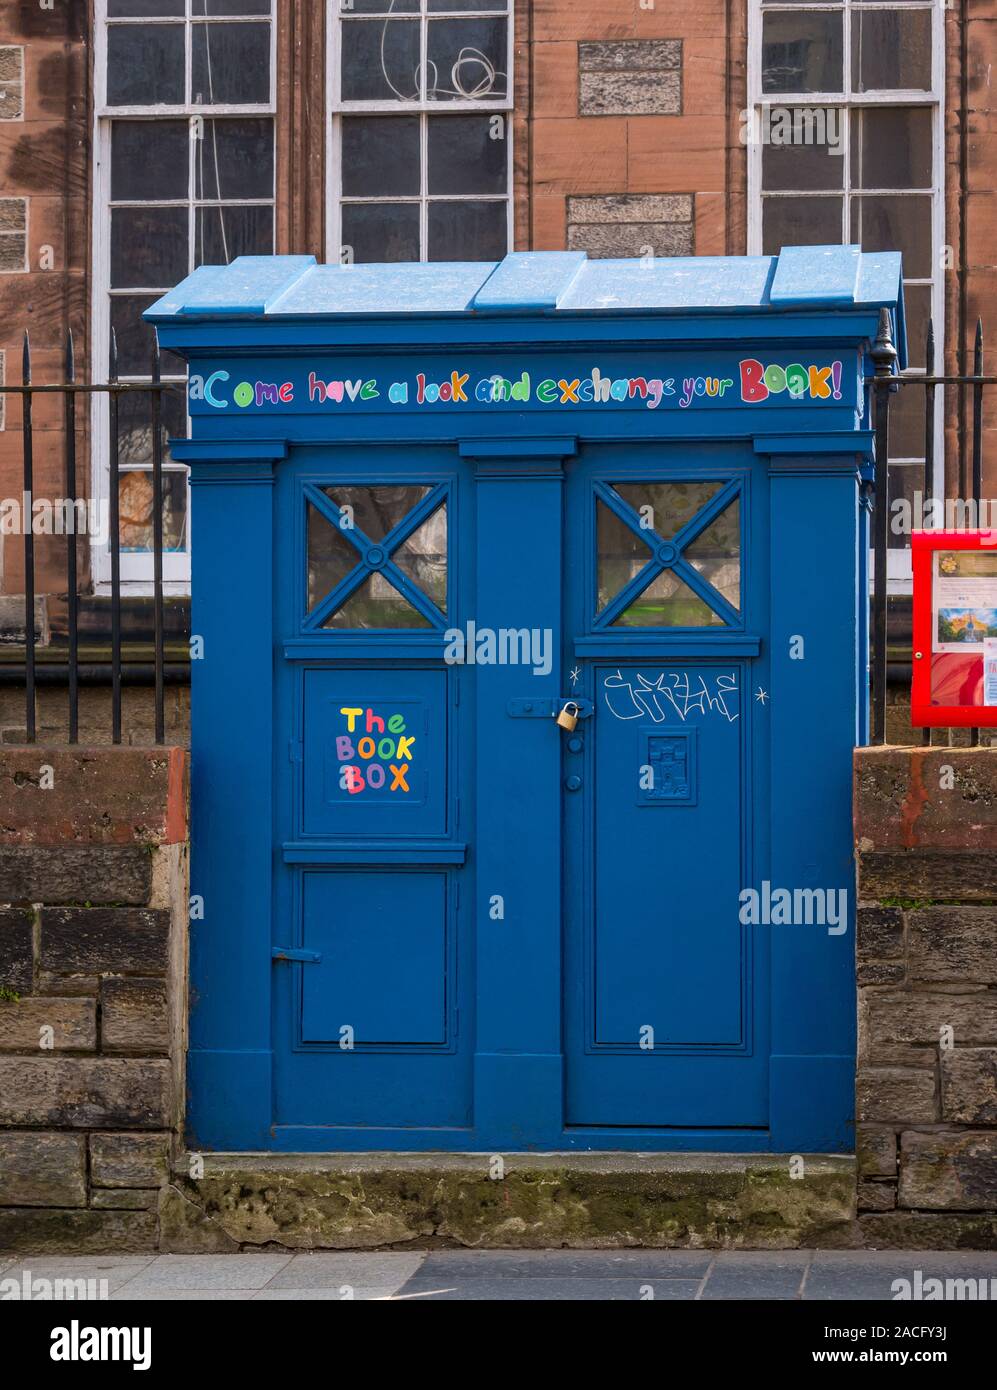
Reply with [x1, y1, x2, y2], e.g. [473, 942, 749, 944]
[0, 686, 190, 748]
[854, 746, 997, 1248]
[0, 747, 188, 1253]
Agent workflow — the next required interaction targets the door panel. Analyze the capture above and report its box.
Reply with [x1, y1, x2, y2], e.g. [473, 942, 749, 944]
[301, 667, 446, 837]
[593, 664, 745, 1047]
[273, 448, 472, 1133]
[563, 445, 770, 1130]
[301, 869, 448, 1045]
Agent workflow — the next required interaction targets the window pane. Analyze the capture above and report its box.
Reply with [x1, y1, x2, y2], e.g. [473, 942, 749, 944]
[120, 469, 188, 552]
[193, 1, 272, 13]
[194, 204, 273, 265]
[191, 22, 271, 104]
[887, 462, 924, 548]
[887, 386, 929, 461]
[341, 0, 419, 12]
[428, 199, 507, 259]
[323, 574, 432, 629]
[109, 1, 184, 15]
[111, 206, 189, 287]
[760, 108, 845, 191]
[902, 283, 933, 369]
[111, 120, 189, 201]
[761, 195, 843, 254]
[307, 505, 364, 611]
[851, 107, 932, 189]
[426, 18, 508, 101]
[761, 11, 843, 94]
[428, 115, 507, 195]
[852, 9, 932, 93]
[115, 388, 187, 469]
[111, 295, 187, 376]
[193, 118, 274, 199]
[341, 19, 421, 102]
[341, 116, 420, 197]
[320, 484, 431, 541]
[341, 202, 420, 262]
[850, 194, 932, 278]
[430, 0, 507, 10]
[685, 500, 741, 612]
[106, 25, 184, 105]
[392, 504, 448, 612]
[613, 570, 725, 628]
[612, 482, 724, 539]
[597, 498, 649, 612]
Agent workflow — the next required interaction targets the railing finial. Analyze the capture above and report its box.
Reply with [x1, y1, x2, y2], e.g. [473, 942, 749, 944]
[871, 306, 898, 377]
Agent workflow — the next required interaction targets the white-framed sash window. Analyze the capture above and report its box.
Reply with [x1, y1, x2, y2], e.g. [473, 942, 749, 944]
[92, 1, 276, 593]
[326, 0, 514, 264]
[747, 0, 945, 589]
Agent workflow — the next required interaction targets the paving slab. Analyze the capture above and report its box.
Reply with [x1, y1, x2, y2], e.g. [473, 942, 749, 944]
[3, 1255, 155, 1293]
[254, 1287, 406, 1301]
[390, 1275, 701, 1301]
[807, 1250, 997, 1302]
[701, 1251, 812, 1301]
[398, 1249, 714, 1284]
[110, 1290, 253, 1301]
[117, 1254, 293, 1293]
[411, 1249, 714, 1280]
[265, 1252, 424, 1291]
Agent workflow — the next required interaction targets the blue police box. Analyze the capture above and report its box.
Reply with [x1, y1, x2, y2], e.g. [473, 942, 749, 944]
[147, 246, 904, 1153]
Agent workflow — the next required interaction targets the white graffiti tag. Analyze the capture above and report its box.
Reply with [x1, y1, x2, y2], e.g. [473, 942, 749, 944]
[603, 670, 740, 723]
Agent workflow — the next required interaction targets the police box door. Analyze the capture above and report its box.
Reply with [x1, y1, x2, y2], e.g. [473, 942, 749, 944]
[272, 447, 474, 1135]
[562, 444, 771, 1130]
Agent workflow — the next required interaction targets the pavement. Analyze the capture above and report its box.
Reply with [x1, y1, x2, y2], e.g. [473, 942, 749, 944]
[3, 1249, 997, 1301]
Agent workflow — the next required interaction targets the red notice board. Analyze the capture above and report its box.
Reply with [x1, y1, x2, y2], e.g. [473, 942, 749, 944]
[912, 530, 997, 727]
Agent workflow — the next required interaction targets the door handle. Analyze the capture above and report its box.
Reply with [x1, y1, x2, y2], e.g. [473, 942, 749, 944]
[272, 947, 322, 964]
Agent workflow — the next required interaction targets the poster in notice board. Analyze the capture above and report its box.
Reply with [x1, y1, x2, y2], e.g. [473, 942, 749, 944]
[911, 531, 997, 727]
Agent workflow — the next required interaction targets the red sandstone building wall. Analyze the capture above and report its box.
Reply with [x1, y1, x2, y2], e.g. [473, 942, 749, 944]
[0, 1, 993, 619]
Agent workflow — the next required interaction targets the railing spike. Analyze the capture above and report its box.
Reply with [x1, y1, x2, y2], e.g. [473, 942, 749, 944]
[109, 327, 118, 383]
[871, 306, 898, 374]
[65, 327, 76, 383]
[21, 329, 30, 384]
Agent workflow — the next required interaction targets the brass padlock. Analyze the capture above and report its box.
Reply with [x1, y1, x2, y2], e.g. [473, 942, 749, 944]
[556, 701, 580, 731]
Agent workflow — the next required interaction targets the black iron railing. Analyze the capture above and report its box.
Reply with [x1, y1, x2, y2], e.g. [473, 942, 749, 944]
[1, 332, 186, 744]
[868, 310, 992, 747]
[0, 319, 990, 748]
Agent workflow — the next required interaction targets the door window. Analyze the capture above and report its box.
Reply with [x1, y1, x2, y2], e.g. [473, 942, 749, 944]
[595, 479, 742, 628]
[305, 482, 449, 629]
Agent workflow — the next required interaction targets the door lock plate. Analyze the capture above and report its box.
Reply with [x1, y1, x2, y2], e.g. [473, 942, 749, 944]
[507, 697, 593, 719]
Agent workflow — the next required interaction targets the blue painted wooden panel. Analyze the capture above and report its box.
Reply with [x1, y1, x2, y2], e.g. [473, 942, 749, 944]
[562, 441, 769, 1131]
[301, 870, 447, 1045]
[271, 445, 473, 1134]
[593, 666, 744, 1047]
[300, 668, 447, 837]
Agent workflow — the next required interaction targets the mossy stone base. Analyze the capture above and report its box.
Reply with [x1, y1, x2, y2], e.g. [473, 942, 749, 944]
[159, 1153, 858, 1253]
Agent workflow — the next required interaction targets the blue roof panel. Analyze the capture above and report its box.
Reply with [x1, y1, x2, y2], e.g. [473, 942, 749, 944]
[770, 244, 861, 305]
[148, 256, 316, 318]
[145, 247, 903, 322]
[472, 251, 587, 310]
[556, 255, 777, 311]
[268, 260, 496, 316]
